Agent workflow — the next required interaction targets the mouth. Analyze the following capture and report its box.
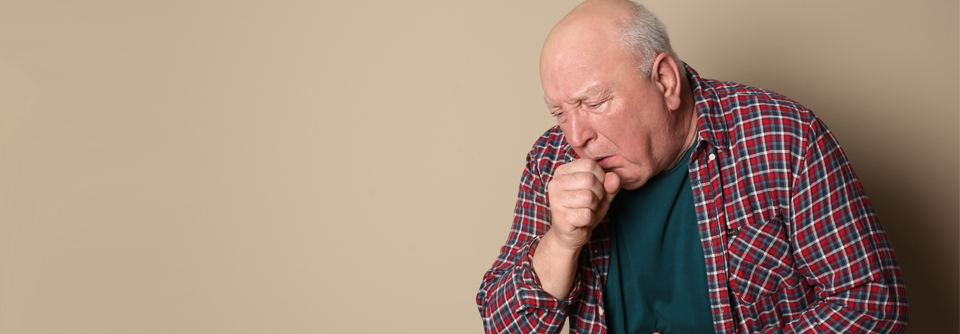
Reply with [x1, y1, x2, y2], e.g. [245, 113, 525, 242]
[595, 155, 615, 169]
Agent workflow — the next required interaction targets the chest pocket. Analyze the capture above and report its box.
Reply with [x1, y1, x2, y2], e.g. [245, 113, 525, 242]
[726, 216, 798, 304]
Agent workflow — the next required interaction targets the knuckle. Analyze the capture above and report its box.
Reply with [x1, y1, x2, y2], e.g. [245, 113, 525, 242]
[562, 159, 595, 173]
[573, 189, 598, 206]
[557, 161, 579, 173]
[550, 172, 596, 191]
[573, 172, 597, 187]
[557, 209, 574, 225]
[573, 208, 593, 225]
[556, 207, 590, 227]
[583, 158, 598, 169]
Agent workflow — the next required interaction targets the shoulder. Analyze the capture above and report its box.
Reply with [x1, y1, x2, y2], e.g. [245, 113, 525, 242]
[686, 64, 817, 135]
[696, 78, 821, 153]
[704, 78, 816, 128]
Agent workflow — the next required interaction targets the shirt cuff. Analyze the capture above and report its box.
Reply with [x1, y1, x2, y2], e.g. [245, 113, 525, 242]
[513, 235, 583, 314]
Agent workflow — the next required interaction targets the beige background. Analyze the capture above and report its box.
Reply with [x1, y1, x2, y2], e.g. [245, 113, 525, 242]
[0, 1, 956, 333]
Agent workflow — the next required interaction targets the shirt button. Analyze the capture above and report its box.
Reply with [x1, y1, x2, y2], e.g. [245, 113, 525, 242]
[599, 307, 604, 316]
[709, 153, 716, 161]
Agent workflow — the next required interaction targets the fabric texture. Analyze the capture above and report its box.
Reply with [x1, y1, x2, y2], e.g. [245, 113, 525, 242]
[604, 143, 714, 334]
[476, 64, 908, 334]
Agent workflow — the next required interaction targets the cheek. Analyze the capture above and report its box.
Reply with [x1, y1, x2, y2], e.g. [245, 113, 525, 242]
[620, 143, 649, 167]
[609, 124, 652, 162]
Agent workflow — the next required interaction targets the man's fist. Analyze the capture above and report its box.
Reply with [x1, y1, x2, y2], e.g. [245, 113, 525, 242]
[546, 159, 620, 251]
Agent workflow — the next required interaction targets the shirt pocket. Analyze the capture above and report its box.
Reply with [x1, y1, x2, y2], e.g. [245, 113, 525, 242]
[726, 216, 797, 305]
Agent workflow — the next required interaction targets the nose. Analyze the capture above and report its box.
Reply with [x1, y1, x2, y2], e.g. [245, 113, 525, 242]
[564, 111, 596, 149]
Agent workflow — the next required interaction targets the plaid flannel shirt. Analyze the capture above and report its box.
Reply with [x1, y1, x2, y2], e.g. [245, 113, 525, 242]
[476, 65, 907, 333]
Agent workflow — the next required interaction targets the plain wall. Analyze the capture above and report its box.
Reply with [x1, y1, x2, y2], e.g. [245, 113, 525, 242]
[0, 0, 956, 333]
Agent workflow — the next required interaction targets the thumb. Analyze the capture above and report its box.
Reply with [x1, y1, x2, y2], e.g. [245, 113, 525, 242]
[602, 172, 621, 201]
[594, 172, 620, 222]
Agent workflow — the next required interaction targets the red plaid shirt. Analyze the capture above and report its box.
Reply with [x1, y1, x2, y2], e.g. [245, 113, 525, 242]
[477, 65, 907, 333]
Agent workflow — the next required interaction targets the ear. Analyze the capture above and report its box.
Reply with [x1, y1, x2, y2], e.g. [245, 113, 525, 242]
[650, 53, 682, 111]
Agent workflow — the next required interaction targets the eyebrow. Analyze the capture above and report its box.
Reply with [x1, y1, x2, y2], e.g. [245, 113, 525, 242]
[544, 97, 559, 109]
[544, 85, 604, 108]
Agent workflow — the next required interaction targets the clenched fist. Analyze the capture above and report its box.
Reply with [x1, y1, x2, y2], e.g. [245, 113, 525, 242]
[546, 158, 621, 251]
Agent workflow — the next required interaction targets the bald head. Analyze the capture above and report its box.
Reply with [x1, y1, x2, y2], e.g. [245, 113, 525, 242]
[541, 0, 679, 80]
[551, 0, 635, 36]
[555, 0, 635, 31]
[542, 0, 631, 78]
[538, 0, 696, 190]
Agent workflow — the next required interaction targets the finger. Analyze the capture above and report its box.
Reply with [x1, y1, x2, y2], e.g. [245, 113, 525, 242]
[551, 172, 604, 199]
[556, 158, 601, 176]
[588, 161, 606, 186]
[557, 188, 600, 210]
[559, 207, 594, 228]
[575, 172, 604, 202]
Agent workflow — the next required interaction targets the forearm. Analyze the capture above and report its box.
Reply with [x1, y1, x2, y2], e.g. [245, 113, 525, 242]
[532, 228, 582, 300]
[477, 166, 575, 332]
[477, 128, 589, 333]
[477, 236, 575, 334]
[781, 279, 907, 333]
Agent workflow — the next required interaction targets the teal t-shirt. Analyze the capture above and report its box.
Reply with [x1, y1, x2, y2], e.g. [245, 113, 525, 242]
[603, 144, 715, 334]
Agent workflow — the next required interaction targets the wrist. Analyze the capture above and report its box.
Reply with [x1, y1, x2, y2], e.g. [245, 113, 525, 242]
[532, 230, 582, 300]
[541, 227, 587, 256]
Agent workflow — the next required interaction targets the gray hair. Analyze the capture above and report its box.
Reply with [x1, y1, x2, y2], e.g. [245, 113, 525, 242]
[619, 2, 683, 79]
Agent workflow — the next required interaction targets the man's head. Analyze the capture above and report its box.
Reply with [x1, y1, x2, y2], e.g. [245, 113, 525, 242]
[540, 0, 695, 190]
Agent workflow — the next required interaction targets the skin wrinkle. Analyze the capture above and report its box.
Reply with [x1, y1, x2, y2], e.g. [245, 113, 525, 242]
[530, 0, 698, 303]
[539, 0, 697, 190]
[482, 2, 908, 333]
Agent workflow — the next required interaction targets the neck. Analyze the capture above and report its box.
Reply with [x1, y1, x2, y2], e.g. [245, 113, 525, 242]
[663, 75, 698, 171]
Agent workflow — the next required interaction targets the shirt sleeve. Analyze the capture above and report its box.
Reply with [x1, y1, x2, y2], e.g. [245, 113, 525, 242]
[476, 136, 582, 334]
[783, 118, 908, 333]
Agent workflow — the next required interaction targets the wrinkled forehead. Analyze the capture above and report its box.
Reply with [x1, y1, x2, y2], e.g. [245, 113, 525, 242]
[540, 21, 630, 105]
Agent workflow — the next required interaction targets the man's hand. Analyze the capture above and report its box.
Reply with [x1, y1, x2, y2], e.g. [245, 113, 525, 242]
[531, 159, 620, 300]
[546, 159, 620, 251]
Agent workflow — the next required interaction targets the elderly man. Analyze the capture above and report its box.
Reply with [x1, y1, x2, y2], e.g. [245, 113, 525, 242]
[476, 0, 908, 333]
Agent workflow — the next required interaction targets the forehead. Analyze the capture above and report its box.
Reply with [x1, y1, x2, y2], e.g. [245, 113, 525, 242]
[543, 82, 605, 107]
[541, 47, 630, 107]
[540, 20, 634, 105]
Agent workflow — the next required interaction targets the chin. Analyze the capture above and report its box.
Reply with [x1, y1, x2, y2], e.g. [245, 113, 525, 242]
[618, 173, 652, 191]
[619, 179, 643, 191]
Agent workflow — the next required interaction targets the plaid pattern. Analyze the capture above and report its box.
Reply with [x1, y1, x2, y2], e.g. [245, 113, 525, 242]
[477, 65, 907, 333]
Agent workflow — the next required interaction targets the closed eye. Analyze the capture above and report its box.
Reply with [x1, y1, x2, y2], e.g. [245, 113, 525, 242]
[586, 101, 606, 109]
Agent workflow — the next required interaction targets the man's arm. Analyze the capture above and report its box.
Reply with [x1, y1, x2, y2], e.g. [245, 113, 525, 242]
[535, 159, 618, 299]
[783, 118, 908, 333]
[476, 142, 575, 334]
[476, 132, 617, 334]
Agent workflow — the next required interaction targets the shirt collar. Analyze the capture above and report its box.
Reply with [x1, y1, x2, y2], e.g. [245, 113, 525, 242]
[684, 63, 731, 151]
